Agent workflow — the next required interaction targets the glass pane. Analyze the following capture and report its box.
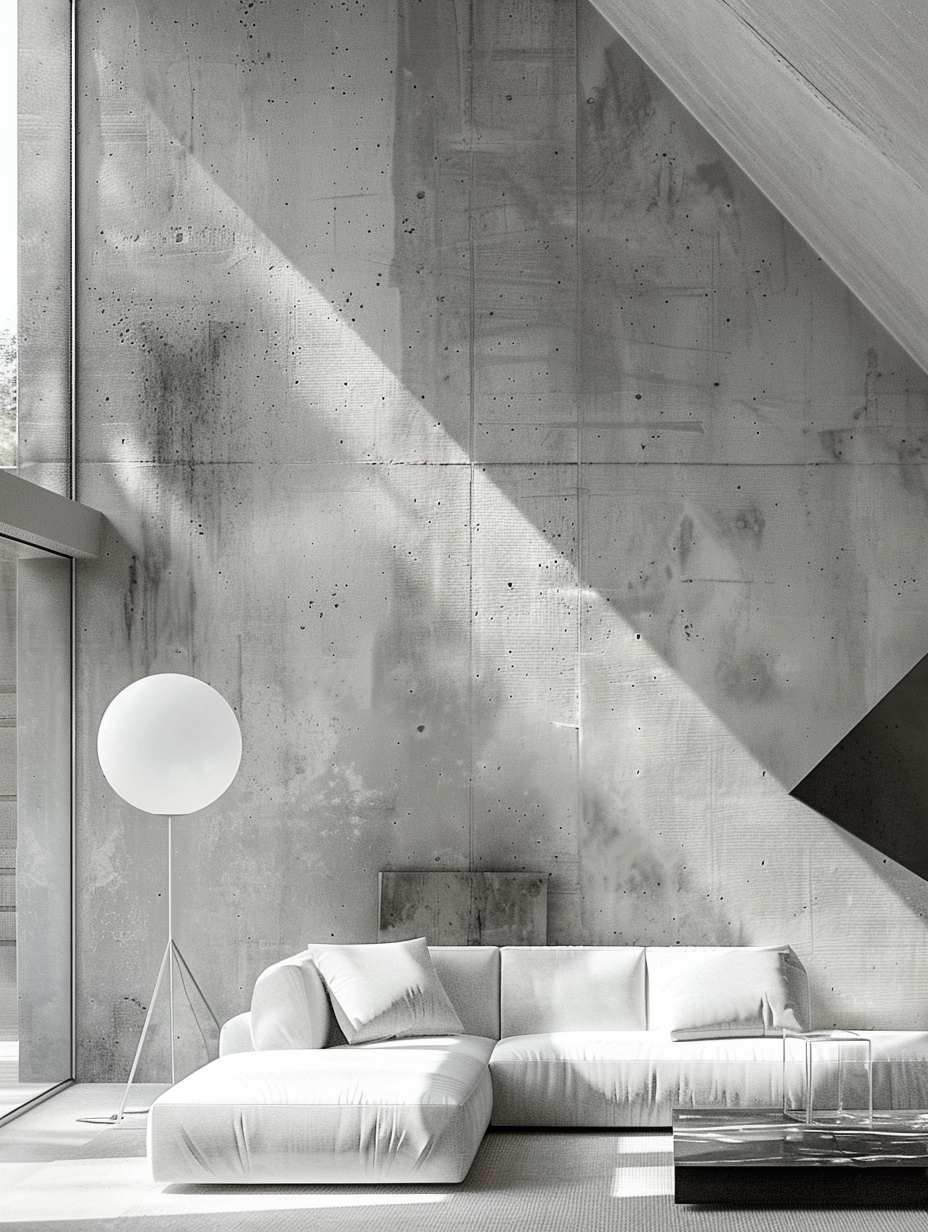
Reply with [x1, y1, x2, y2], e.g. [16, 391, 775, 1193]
[0, 537, 71, 1121]
[0, 0, 15, 468]
[0, 556, 13, 1091]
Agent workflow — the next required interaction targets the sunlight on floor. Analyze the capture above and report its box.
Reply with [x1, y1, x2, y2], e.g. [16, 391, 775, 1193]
[615, 1133, 673, 1154]
[0, 1157, 450, 1223]
[612, 1164, 675, 1198]
[611, 1134, 675, 1197]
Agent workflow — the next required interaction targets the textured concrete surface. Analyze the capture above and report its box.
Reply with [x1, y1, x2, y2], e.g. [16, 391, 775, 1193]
[379, 871, 548, 946]
[72, 0, 928, 1080]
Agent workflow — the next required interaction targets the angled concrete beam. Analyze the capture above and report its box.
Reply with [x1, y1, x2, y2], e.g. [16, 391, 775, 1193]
[588, 0, 928, 375]
[0, 470, 102, 558]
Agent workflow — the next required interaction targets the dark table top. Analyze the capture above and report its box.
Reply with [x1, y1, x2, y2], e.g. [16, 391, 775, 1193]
[673, 1107, 928, 1169]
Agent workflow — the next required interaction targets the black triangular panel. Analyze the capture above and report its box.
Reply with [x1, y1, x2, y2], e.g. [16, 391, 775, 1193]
[791, 654, 928, 881]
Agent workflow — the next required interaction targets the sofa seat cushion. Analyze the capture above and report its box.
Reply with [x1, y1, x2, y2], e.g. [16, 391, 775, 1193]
[148, 1035, 494, 1183]
[489, 1030, 928, 1127]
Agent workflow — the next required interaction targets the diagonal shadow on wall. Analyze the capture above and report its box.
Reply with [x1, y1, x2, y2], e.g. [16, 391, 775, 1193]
[792, 652, 928, 883]
[87, 0, 928, 920]
[125, 0, 928, 804]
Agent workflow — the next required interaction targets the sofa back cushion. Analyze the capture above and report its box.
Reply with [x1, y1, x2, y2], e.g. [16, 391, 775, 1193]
[645, 945, 810, 1038]
[500, 946, 647, 1036]
[430, 946, 501, 1040]
[250, 950, 333, 1050]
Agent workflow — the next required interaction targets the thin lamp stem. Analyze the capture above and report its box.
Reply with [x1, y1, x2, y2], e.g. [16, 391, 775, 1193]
[167, 815, 175, 1086]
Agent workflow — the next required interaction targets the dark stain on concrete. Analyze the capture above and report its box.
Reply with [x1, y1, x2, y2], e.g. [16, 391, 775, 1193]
[728, 505, 765, 542]
[579, 785, 744, 945]
[864, 345, 880, 417]
[675, 514, 696, 568]
[124, 553, 142, 644]
[716, 649, 776, 704]
[123, 549, 164, 653]
[819, 427, 849, 461]
[693, 158, 733, 199]
[582, 789, 671, 895]
[821, 424, 928, 470]
[590, 38, 656, 151]
[140, 323, 220, 464]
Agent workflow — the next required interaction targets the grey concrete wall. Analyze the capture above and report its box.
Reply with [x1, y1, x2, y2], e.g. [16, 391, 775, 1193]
[74, 0, 928, 1079]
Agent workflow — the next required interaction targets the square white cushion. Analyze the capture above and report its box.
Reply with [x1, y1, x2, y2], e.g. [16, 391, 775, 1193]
[312, 937, 464, 1044]
[250, 950, 332, 1050]
[646, 945, 809, 1039]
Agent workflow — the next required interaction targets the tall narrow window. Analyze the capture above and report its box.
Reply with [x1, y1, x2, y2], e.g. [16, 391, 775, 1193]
[0, 535, 72, 1121]
[0, 0, 78, 1124]
[0, 0, 19, 1115]
[0, 0, 15, 467]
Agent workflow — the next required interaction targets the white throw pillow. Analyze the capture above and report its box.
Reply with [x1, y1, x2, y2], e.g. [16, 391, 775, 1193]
[646, 945, 809, 1040]
[312, 937, 464, 1044]
[250, 950, 332, 1050]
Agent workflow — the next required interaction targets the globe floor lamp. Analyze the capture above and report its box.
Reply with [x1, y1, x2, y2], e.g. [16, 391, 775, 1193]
[95, 673, 242, 1125]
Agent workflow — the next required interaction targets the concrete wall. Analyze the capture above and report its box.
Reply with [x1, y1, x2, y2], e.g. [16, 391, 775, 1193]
[75, 0, 928, 1079]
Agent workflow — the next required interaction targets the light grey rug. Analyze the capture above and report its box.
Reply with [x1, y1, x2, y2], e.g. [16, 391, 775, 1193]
[5, 1125, 927, 1232]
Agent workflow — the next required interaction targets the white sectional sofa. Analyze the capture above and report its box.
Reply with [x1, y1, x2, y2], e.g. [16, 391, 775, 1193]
[147, 939, 928, 1184]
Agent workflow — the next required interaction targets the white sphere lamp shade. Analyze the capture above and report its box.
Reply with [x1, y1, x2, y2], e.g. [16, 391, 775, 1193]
[97, 673, 242, 816]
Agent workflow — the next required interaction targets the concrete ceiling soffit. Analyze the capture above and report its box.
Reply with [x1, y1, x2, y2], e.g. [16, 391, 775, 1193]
[0, 470, 102, 559]
[587, 0, 928, 377]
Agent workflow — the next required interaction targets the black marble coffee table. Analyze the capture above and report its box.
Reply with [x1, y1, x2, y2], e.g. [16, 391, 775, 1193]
[673, 1108, 928, 1206]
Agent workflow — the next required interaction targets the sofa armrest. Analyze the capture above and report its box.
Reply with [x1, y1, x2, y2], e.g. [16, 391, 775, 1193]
[219, 1011, 254, 1056]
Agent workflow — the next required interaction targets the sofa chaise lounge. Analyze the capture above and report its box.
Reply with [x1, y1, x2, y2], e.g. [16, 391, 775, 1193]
[147, 939, 928, 1184]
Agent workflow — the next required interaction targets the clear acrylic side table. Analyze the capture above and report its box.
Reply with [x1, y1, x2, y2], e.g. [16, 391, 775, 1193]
[782, 1029, 873, 1126]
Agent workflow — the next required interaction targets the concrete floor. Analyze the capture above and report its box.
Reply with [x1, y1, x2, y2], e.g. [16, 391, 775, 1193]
[0, 1083, 166, 1223]
[0, 1042, 63, 1121]
[0, 951, 70, 1121]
